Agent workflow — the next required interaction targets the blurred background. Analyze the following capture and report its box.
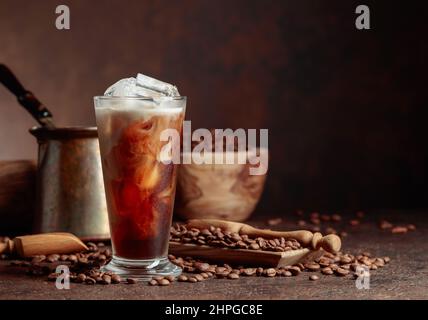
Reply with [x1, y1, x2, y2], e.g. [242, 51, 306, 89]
[0, 0, 427, 216]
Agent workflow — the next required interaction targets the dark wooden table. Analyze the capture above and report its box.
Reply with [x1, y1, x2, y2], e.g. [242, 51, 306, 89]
[0, 211, 426, 300]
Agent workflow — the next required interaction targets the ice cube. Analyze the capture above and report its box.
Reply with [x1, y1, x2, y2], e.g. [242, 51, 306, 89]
[104, 77, 138, 97]
[136, 73, 180, 97]
[104, 73, 180, 98]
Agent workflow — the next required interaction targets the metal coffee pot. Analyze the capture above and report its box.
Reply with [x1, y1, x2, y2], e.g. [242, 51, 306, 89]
[0, 64, 109, 240]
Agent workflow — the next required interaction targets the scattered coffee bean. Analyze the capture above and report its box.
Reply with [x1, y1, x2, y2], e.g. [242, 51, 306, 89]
[158, 278, 170, 286]
[349, 219, 360, 226]
[335, 268, 349, 276]
[391, 226, 408, 234]
[177, 275, 188, 282]
[265, 268, 276, 277]
[228, 273, 240, 280]
[127, 278, 137, 284]
[309, 275, 319, 281]
[85, 277, 96, 285]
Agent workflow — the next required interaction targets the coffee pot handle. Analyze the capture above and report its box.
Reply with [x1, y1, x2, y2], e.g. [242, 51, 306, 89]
[0, 64, 55, 128]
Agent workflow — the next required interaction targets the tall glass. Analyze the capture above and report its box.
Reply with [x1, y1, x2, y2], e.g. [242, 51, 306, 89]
[94, 96, 185, 280]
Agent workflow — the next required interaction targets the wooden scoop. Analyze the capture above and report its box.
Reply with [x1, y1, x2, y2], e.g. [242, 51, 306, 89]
[0, 232, 88, 257]
[187, 219, 341, 253]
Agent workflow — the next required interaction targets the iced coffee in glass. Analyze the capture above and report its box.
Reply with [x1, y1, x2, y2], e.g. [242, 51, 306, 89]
[94, 74, 185, 279]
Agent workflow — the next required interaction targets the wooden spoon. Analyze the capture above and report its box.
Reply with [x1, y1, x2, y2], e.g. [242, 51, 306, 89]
[187, 219, 341, 253]
[0, 232, 88, 257]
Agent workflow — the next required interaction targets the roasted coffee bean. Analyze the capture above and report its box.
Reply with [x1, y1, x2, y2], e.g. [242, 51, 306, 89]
[407, 224, 416, 231]
[111, 274, 121, 284]
[194, 274, 204, 281]
[391, 226, 408, 234]
[127, 278, 138, 284]
[321, 267, 333, 275]
[288, 266, 301, 276]
[46, 254, 60, 263]
[177, 275, 188, 282]
[249, 243, 260, 250]
[305, 263, 320, 271]
[158, 279, 170, 286]
[349, 219, 360, 226]
[59, 255, 69, 261]
[309, 275, 319, 281]
[200, 272, 209, 279]
[340, 256, 352, 264]
[165, 275, 175, 282]
[383, 256, 391, 263]
[85, 277, 96, 285]
[148, 279, 157, 286]
[101, 275, 111, 285]
[265, 268, 276, 277]
[242, 268, 257, 276]
[283, 271, 292, 277]
[194, 262, 210, 272]
[335, 268, 350, 276]
[188, 277, 198, 283]
[76, 273, 86, 283]
[67, 255, 78, 263]
[228, 273, 239, 280]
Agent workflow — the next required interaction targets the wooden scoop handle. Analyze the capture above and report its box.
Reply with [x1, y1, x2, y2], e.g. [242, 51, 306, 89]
[0, 233, 88, 257]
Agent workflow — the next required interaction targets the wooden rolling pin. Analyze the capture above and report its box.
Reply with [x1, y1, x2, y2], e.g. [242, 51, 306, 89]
[187, 219, 341, 253]
[0, 232, 88, 257]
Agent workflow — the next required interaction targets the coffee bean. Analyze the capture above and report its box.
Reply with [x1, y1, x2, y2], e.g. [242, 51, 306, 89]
[249, 243, 260, 250]
[309, 275, 319, 281]
[265, 268, 276, 277]
[305, 263, 320, 272]
[349, 219, 360, 226]
[59, 255, 69, 261]
[391, 226, 408, 234]
[194, 262, 210, 272]
[158, 279, 170, 286]
[148, 279, 157, 286]
[407, 224, 416, 231]
[67, 255, 78, 263]
[335, 268, 349, 276]
[188, 277, 198, 283]
[85, 277, 96, 285]
[177, 275, 188, 282]
[288, 266, 301, 276]
[127, 278, 138, 284]
[228, 273, 239, 280]
[340, 256, 352, 264]
[383, 256, 391, 263]
[194, 274, 204, 281]
[283, 271, 292, 277]
[110, 274, 121, 284]
[76, 273, 86, 283]
[242, 268, 257, 276]
[46, 254, 60, 263]
[200, 272, 209, 279]
[321, 267, 333, 275]
[101, 275, 111, 285]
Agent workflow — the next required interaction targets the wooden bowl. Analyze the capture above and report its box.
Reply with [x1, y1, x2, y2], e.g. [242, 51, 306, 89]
[175, 148, 268, 222]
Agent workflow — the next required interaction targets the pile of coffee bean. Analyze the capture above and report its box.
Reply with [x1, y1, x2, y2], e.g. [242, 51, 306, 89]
[170, 223, 302, 252]
[165, 250, 390, 284]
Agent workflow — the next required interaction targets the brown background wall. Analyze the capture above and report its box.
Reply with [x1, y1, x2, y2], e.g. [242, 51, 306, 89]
[0, 0, 427, 213]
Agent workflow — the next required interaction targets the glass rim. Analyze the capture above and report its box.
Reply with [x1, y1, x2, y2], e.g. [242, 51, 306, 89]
[94, 95, 186, 101]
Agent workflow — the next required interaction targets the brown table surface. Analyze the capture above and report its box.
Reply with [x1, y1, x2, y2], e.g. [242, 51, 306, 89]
[0, 211, 427, 300]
